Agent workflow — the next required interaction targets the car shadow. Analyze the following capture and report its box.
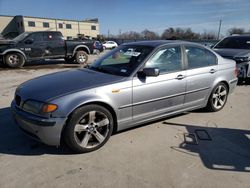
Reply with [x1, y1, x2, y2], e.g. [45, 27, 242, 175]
[0, 106, 188, 156]
[164, 121, 250, 172]
[0, 107, 74, 155]
[2, 104, 250, 172]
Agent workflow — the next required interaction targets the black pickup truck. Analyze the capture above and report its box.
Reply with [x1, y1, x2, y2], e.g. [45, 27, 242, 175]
[213, 35, 250, 83]
[0, 31, 94, 68]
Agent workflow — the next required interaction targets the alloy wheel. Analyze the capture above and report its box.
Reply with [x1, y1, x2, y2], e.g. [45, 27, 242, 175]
[212, 85, 227, 110]
[8, 54, 20, 65]
[78, 54, 86, 63]
[73, 110, 110, 149]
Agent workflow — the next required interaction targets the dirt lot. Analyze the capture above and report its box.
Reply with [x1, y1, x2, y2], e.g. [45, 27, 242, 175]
[0, 53, 250, 188]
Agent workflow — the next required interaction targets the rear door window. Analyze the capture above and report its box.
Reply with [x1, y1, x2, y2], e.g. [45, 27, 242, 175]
[185, 46, 217, 69]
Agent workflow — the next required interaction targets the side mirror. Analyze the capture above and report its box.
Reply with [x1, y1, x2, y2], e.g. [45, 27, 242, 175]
[25, 39, 34, 44]
[142, 68, 160, 77]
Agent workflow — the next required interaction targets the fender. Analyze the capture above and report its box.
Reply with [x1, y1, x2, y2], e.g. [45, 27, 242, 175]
[1, 49, 27, 60]
[50, 91, 118, 119]
[73, 45, 91, 56]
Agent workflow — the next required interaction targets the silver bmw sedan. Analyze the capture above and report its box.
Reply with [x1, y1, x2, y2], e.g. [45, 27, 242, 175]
[12, 40, 238, 153]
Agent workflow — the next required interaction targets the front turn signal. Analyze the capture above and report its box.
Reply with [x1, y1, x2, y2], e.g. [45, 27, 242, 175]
[42, 104, 58, 113]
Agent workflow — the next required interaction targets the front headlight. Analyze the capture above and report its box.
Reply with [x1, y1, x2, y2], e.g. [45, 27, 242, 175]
[23, 100, 58, 114]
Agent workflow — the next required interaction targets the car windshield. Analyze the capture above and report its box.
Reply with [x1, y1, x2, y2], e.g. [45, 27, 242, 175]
[13, 32, 30, 42]
[214, 36, 250, 49]
[88, 45, 153, 76]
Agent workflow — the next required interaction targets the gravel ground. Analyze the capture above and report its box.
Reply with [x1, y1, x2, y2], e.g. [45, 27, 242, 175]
[0, 53, 250, 188]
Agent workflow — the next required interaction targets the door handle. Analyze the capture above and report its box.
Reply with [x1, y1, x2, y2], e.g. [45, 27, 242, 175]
[209, 69, 217, 74]
[176, 74, 185, 80]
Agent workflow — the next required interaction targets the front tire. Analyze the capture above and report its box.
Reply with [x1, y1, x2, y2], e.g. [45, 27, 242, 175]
[4, 53, 25, 68]
[75, 51, 88, 65]
[64, 105, 114, 153]
[205, 82, 228, 112]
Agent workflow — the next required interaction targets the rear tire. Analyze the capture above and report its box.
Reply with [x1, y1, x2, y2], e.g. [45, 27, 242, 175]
[4, 53, 25, 68]
[64, 105, 114, 153]
[205, 82, 228, 112]
[75, 51, 88, 65]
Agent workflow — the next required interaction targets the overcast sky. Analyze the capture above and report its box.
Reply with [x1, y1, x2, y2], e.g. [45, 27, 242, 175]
[0, 0, 249, 36]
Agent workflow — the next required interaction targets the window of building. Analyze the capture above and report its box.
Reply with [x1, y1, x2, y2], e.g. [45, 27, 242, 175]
[28, 21, 35, 27]
[145, 46, 182, 74]
[91, 25, 96, 30]
[58, 23, 63, 28]
[43, 22, 50, 28]
[66, 24, 72, 29]
[185, 46, 217, 69]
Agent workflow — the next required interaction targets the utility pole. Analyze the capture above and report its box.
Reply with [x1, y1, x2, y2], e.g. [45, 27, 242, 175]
[78, 21, 80, 35]
[55, 19, 58, 31]
[217, 19, 222, 40]
[108, 29, 110, 38]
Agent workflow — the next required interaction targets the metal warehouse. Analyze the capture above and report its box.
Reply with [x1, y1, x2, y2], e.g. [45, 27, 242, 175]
[0, 15, 100, 39]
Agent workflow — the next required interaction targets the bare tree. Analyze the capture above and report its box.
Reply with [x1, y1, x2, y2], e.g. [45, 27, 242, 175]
[200, 31, 217, 40]
[119, 31, 142, 39]
[141, 29, 159, 40]
[161, 27, 200, 40]
[161, 27, 175, 39]
[227, 27, 245, 35]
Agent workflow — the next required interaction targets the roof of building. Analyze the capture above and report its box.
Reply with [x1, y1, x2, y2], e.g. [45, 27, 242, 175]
[0, 15, 99, 23]
[0, 15, 14, 18]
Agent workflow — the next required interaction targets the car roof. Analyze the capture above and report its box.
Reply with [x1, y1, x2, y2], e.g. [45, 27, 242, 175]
[222, 35, 250, 40]
[122, 40, 202, 48]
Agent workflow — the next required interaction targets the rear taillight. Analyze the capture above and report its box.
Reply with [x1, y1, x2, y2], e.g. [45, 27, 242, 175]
[234, 66, 238, 77]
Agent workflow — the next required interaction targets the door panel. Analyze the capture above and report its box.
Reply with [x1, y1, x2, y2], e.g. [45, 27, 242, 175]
[132, 71, 186, 120]
[184, 45, 218, 107]
[21, 33, 45, 59]
[43, 32, 65, 57]
[132, 45, 186, 120]
[185, 66, 217, 106]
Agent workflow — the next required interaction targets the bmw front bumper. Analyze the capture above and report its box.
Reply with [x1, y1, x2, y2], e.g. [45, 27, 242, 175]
[11, 101, 67, 146]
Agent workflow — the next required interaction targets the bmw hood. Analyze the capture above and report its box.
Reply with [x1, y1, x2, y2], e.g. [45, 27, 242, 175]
[16, 68, 125, 102]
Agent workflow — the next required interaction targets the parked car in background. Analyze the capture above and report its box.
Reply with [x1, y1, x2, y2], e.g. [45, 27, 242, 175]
[93, 41, 104, 54]
[213, 35, 250, 83]
[12, 40, 237, 153]
[102, 41, 118, 49]
[0, 31, 94, 68]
